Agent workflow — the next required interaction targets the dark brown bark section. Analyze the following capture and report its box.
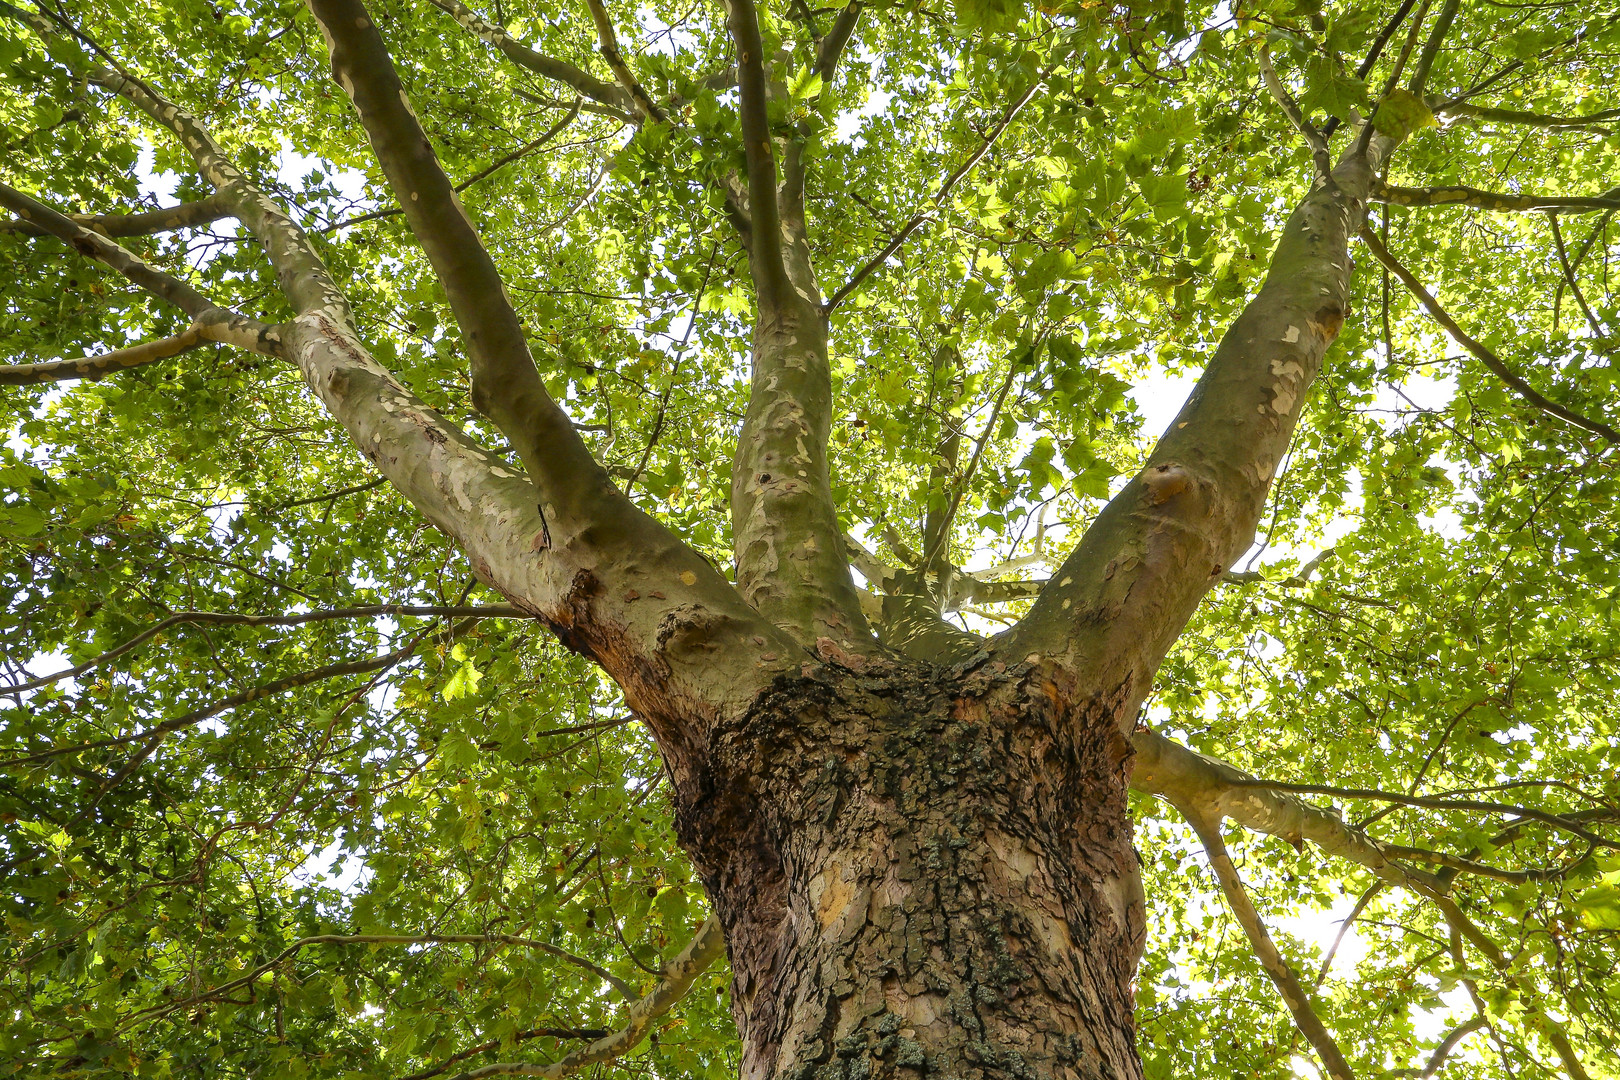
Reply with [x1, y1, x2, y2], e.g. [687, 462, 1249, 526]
[671, 657, 1145, 1080]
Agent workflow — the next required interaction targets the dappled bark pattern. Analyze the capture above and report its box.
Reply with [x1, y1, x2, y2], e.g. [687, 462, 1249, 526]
[671, 658, 1146, 1080]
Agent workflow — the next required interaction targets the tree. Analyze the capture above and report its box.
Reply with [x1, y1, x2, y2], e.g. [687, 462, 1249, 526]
[2, 0, 1618, 1075]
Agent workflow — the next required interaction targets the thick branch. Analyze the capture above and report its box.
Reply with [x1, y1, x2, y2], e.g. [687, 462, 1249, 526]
[1358, 225, 1620, 442]
[812, 2, 861, 85]
[308, 0, 619, 525]
[726, 0, 791, 310]
[1440, 102, 1620, 129]
[1186, 811, 1355, 1080]
[0, 317, 272, 383]
[3, 324, 206, 385]
[0, 194, 232, 237]
[427, 0, 634, 118]
[1374, 179, 1620, 214]
[1406, 0, 1459, 97]
[1130, 729, 1444, 892]
[721, 0, 870, 647]
[1004, 133, 1399, 720]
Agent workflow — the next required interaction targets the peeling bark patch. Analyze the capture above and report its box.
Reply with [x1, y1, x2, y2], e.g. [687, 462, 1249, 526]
[1311, 304, 1345, 342]
[1141, 463, 1190, 505]
[679, 660, 1146, 1080]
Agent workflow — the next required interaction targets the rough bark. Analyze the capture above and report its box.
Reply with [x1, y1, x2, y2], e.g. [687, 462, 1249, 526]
[672, 655, 1145, 1080]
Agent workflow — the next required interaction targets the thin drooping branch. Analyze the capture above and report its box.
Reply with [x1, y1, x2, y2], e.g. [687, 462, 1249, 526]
[825, 77, 1043, 314]
[122, 932, 645, 1033]
[308, 0, 618, 524]
[1429, 898, 1593, 1080]
[0, 193, 232, 237]
[434, 0, 748, 233]
[2, 637, 431, 770]
[1374, 179, 1620, 214]
[4, 604, 525, 695]
[398, 1029, 614, 1080]
[427, 0, 635, 119]
[1438, 102, 1620, 129]
[316, 99, 587, 236]
[1359, 225, 1620, 442]
[1314, 882, 1383, 986]
[444, 917, 724, 1080]
[1185, 811, 1356, 1080]
[582, 0, 666, 124]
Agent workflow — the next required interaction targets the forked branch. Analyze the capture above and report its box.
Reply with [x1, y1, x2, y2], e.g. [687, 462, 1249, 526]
[308, 0, 617, 523]
[725, 0, 790, 309]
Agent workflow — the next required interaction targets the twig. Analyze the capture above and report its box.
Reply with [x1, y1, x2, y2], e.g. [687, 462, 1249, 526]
[443, 917, 724, 1080]
[825, 75, 1044, 313]
[1359, 225, 1620, 443]
[1548, 212, 1607, 337]
[3, 604, 526, 696]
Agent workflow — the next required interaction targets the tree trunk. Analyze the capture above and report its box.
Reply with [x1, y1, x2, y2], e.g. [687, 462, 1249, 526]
[669, 655, 1146, 1080]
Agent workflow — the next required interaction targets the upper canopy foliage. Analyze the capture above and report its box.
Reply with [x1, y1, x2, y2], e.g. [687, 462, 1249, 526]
[2, 0, 1618, 1077]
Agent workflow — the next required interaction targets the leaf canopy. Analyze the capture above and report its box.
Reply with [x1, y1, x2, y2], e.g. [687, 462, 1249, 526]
[3, 0, 1619, 1077]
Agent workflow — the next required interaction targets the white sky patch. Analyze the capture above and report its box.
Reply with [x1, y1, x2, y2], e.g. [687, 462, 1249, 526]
[300, 837, 374, 895]
[135, 145, 181, 203]
[834, 87, 892, 143]
[1126, 363, 1198, 443]
[275, 139, 371, 206]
